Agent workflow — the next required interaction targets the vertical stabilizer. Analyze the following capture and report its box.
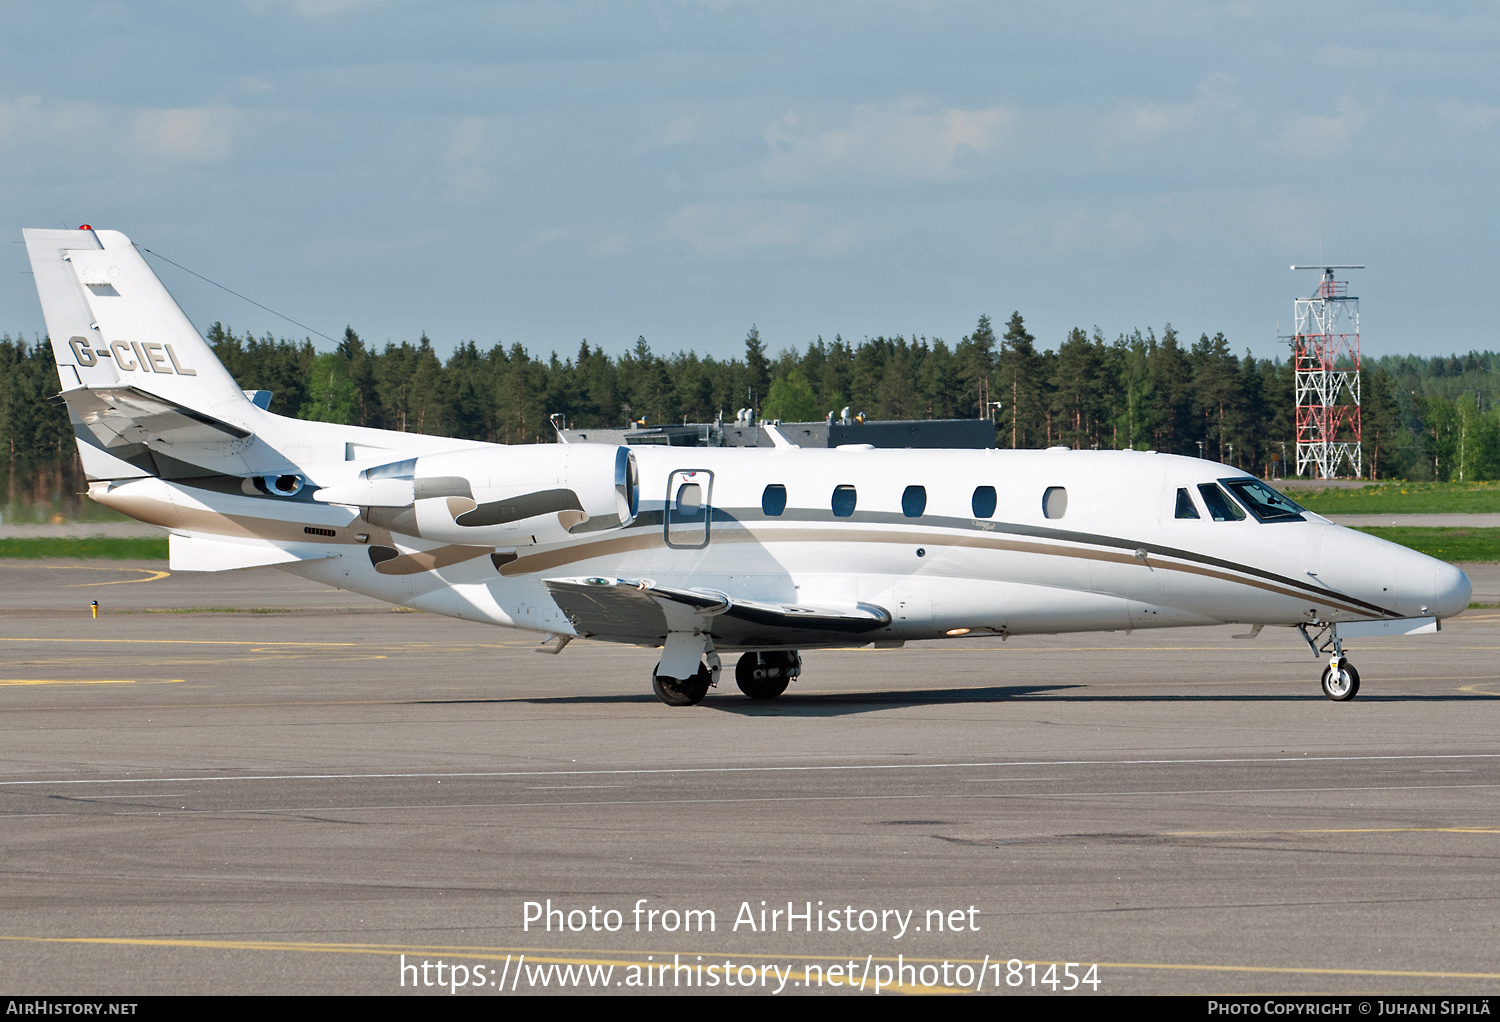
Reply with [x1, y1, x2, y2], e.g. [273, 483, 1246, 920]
[23, 228, 252, 423]
[24, 227, 481, 488]
[23, 228, 283, 481]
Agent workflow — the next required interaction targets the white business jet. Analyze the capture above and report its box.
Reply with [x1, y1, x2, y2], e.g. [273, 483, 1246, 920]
[23, 228, 1471, 705]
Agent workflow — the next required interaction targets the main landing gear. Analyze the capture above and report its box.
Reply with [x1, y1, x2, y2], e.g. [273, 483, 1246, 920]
[1299, 623, 1361, 701]
[651, 662, 714, 707]
[735, 651, 802, 700]
[650, 650, 803, 706]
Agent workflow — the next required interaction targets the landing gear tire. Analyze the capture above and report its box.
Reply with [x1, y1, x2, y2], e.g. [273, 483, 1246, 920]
[652, 662, 712, 706]
[735, 651, 799, 700]
[1321, 661, 1360, 701]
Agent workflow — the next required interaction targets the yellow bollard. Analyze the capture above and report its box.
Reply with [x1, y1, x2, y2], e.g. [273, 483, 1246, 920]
[91, 600, 98, 620]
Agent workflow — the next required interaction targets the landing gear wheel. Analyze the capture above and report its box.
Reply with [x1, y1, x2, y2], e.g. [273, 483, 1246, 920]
[1320, 660, 1360, 701]
[652, 662, 712, 706]
[735, 651, 798, 700]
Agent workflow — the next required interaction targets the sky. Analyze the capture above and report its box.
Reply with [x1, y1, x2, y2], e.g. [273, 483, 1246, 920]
[2, 1, 1497, 364]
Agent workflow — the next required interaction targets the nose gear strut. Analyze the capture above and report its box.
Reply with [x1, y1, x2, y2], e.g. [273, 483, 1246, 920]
[1298, 622, 1361, 701]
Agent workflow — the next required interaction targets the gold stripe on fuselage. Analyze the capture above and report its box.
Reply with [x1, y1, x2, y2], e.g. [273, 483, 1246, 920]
[499, 521, 1389, 619]
[108, 488, 1390, 621]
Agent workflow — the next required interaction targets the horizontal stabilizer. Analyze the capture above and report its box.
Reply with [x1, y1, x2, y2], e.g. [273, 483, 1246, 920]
[169, 533, 338, 573]
[544, 576, 890, 648]
[66, 386, 251, 450]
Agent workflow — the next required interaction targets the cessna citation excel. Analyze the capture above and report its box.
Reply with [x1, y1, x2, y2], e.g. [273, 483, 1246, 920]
[24, 227, 1471, 705]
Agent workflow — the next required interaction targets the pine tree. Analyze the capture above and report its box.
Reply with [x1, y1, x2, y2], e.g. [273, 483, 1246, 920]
[743, 326, 769, 412]
[999, 312, 1044, 448]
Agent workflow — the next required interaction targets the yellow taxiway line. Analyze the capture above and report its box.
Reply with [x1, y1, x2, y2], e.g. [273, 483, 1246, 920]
[1167, 826, 1500, 836]
[0, 564, 172, 586]
[0, 679, 183, 687]
[1, 935, 1497, 985]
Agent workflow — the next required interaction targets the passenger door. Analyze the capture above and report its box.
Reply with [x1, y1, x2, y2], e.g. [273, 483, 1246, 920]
[665, 469, 713, 549]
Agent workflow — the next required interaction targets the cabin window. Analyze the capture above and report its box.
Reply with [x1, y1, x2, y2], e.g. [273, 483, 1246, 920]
[1174, 487, 1200, 519]
[831, 485, 857, 518]
[1222, 478, 1305, 522]
[902, 485, 927, 518]
[675, 482, 703, 516]
[1043, 486, 1068, 519]
[762, 484, 787, 517]
[1197, 483, 1245, 522]
[972, 485, 997, 519]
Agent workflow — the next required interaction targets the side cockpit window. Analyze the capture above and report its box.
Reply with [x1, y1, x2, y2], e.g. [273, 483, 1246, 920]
[1197, 483, 1245, 522]
[1174, 487, 1200, 519]
[1222, 478, 1306, 522]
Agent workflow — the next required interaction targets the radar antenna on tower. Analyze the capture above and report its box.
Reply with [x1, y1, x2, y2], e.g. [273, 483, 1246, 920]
[1288, 264, 1364, 479]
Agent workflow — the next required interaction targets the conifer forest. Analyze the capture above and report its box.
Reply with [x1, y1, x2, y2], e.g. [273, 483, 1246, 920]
[2, 312, 1498, 513]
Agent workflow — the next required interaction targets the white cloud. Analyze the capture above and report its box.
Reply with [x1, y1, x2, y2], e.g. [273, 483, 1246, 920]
[0, 94, 41, 142]
[298, 229, 448, 267]
[1103, 208, 1153, 249]
[1049, 209, 1091, 254]
[531, 226, 630, 259]
[762, 100, 1013, 183]
[131, 107, 236, 162]
[446, 116, 486, 164]
[662, 114, 700, 147]
[1281, 96, 1367, 155]
[0, 94, 106, 148]
[295, 0, 374, 14]
[666, 202, 855, 257]
[668, 202, 806, 254]
[1436, 99, 1500, 132]
[1105, 73, 1237, 147]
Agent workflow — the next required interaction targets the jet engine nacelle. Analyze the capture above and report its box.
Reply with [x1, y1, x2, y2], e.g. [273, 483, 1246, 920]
[347, 444, 638, 546]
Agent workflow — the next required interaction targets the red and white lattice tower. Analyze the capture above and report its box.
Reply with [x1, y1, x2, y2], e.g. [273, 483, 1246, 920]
[1291, 264, 1363, 479]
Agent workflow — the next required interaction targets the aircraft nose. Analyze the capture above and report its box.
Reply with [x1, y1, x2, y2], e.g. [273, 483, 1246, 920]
[1433, 561, 1472, 619]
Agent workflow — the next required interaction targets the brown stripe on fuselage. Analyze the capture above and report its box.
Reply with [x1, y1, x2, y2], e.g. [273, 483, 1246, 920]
[100, 487, 1391, 621]
[500, 530, 661, 574]
[500, 521, 1392, 619]
[373, 545, 493, 575]
[98, 490, 365, 548]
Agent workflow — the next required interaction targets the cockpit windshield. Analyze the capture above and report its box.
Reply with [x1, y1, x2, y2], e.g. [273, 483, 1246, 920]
[1221, 478, 1306, 522]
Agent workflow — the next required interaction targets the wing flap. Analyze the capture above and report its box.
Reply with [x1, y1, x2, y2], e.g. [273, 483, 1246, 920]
[544, 576, 890, 648]
[544, 577, 676, 644]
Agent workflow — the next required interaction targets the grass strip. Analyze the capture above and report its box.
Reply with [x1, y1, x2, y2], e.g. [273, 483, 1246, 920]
[0, 537, 168, 560]
[125, 608, 291, 614]
[1295, 481, 1500, 515]
[1352, 527, 1500, 562]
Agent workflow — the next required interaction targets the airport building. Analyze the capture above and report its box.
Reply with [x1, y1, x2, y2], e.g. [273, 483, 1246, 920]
[558, 414, 997, 450]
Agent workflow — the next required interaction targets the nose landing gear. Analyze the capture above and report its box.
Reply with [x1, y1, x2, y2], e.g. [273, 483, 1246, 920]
[1300, 623, 1361, 701]
[1320, 656, 1361, 701]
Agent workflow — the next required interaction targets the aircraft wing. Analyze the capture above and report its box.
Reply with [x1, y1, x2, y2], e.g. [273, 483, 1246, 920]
[64, 386, 251, 449]
[544, 576, 892, 648]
